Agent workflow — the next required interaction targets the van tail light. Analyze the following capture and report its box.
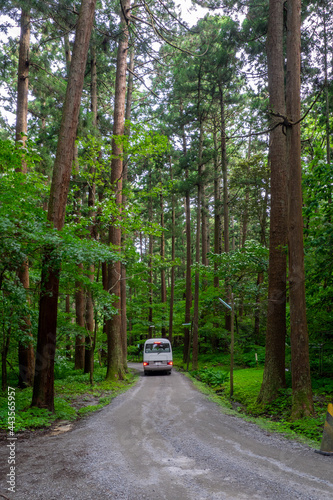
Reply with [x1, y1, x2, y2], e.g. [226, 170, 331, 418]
[143, 362, 149, 366]
[167, 361, 173, 366]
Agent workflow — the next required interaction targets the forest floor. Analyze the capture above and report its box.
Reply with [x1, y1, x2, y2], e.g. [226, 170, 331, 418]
[1, 364, 333, 500]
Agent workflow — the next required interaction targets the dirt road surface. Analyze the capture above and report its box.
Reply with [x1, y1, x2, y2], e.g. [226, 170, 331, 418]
[1, 363, 333, 499]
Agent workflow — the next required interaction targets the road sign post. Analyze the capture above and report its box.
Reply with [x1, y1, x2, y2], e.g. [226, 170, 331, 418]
[219, 296, 234, 397]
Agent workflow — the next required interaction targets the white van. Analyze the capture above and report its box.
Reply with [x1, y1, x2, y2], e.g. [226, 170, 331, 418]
[143, 338, 173, 375]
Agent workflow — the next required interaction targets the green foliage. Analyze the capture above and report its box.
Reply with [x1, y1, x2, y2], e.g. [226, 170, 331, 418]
[311, 376, 333, 394]
[191, 368, 229, 388]
[127, 344, 143, 361]
[0, 365, 138, 432]
[239, 345, 265, 368]
[0, 0, 332, 448]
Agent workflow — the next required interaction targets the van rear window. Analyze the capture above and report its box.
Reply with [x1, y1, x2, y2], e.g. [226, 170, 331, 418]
[145, 342, 170, 353]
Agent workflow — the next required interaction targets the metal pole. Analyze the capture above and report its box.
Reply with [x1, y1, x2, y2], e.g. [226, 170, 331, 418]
[230, 293, 234, 397]
[219, 297, 234, 398]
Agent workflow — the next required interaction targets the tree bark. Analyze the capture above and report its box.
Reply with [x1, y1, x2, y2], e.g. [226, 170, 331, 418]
[160, 185, 167, 337]
[106, 0, 130, 380]
[201, 182, 208, 266]
[213, 124, 220, 289]
[168, 158, 176, 344]
[84, 46, 98, 376]
[192, 123, 204, 370]
[75, 264, 85, 370]
[64, 33, 72, 75]
[16, 9, 35, 388]
[16, 9, 30, 149]
[323, 9, 331, 166]
[1, 328, 11, 392]
[147, 169, 154, 336]
[65, 294, 72, 359]
[120, 47, 134, 367]
[181, 103, 192, 363]
[32, 0, 97, 411]
[219, 85, 231, 331]
[258, 0, 288, 405]
[286, 0, 313, 418]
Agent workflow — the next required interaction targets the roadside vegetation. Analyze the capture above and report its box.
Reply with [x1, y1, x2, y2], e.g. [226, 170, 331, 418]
[172, 349, 332, 446]
[0, 348, 331, 447]
[0, 361, 138, 433]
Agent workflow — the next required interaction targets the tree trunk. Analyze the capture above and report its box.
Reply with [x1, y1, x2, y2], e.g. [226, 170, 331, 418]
[213, 124, 220, 289]
[106, 0, 130, 380]
[220, 87, 229, 255]
[242, 131, 252, 247]
[17, 261, 34, 388]
[254, 185, 268, 342]
[286, 0, 313, 418]
[323, 10, 331, 166]
[258, 0, 288, 405]
[15, 9, 35, 388]
[65, 294, 72, 359]
[219, 85, 231, 331]
[75, 264, 85, 370]
[168, 159, 176, 343]
[84, 46, 98, 376]
[90, 45, 98, 130]
[1, 328, 11, 392]
[32, 0, 97, 411]
[147, 169, 154, 336]
[192, 124, 204, 370]
[84, 273, 94, 375]
[211, 123, 221, 350]
[201, 182, 208, 266]
[15, 9, 30, 149]
[160, 186, 167, 337]
[254, 272, 264, 343]
[181, 103, 192, 363]
[120, 47, 134, 367]
[64, 33, 72, 74]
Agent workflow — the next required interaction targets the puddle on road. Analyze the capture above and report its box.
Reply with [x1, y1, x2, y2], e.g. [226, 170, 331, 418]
[48, 423, 73, 436]
[160, 456, 210, 477]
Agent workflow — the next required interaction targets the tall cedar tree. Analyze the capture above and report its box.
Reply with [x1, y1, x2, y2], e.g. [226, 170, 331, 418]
[180, 102, 192, 364]
[286, 0, 313, 418]
[120, 47, 135, 367]
[106, 0, 130, 380]
[16, 8, 35, 388]
[258, 0, 287, 404]
[32, 0, 97, 411]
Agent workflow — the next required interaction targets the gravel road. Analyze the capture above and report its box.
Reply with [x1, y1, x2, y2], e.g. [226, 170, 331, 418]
[1, 363, 333, 500]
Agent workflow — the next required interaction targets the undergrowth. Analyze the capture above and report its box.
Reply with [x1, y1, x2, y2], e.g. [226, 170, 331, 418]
[0, 362, 138, 432]
[173, 354, 329, 445]
[191, 368, 229, 389]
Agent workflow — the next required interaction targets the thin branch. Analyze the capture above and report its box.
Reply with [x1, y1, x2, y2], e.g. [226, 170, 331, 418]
[270, 85, 325, 127]
[156, 0, 197, 33]
[226, 122, 281, 141]
[127, 66, 158, 98]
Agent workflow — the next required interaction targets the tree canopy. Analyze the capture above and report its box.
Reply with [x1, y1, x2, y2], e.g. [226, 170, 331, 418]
[0, 0, 332, 418]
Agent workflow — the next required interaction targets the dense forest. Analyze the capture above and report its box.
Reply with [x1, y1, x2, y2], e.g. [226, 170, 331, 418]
[0, 0, 332, 420]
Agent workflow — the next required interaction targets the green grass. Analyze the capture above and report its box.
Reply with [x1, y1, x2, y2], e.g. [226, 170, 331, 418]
[0, 363, 138, 432]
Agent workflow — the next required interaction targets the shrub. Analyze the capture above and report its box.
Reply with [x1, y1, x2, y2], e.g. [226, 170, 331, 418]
[192, 368, 229, 388]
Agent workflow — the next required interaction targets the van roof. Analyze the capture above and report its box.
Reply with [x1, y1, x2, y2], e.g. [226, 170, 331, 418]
[145, 338, 170, 343]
